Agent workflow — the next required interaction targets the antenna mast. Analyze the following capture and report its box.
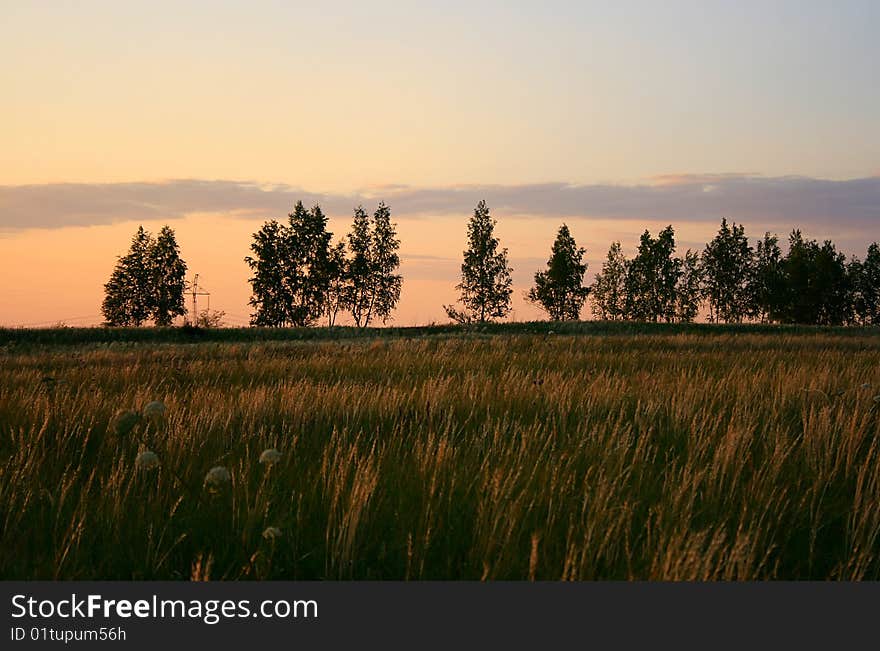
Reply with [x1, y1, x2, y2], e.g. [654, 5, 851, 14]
[188, 274, 211, 325]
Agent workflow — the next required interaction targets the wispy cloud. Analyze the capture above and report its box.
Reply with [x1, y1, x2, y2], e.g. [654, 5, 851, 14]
[1, 176, 878, 231]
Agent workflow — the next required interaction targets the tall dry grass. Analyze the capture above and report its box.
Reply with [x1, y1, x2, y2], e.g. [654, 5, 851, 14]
[0, 331, 878, 579]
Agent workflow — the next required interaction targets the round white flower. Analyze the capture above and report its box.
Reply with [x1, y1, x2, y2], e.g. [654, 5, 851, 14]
[259, 448, 282, 465]
[262, 526, 283, 541]
[143, 401, 166, 422]
[204, 466, 231, 489]
[135, 450, 160, 471]
[113, 409, 140, 436]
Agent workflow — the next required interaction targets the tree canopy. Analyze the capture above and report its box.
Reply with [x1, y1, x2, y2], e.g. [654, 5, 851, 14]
[528, 224, 589, 320]
[445, 200, 513, 324]
[102, 225, 187, 327]
[246, 201, 401, 328]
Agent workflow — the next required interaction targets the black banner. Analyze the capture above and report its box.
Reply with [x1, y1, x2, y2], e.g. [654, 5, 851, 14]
[2, 582, 877, 649]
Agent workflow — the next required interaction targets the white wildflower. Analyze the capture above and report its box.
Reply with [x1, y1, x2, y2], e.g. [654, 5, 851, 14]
[143, 401, 166, 423]
[204, 466, 231, 489]
[113, 409, 140, 436]
[259, 448, 282, 465]
[135, 450, 160, 471]
[262, 526, 283, 541]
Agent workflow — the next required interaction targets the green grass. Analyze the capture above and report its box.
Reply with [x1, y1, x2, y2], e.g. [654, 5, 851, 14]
[1, 324, 879, 579]
[2, 320, 876, 349]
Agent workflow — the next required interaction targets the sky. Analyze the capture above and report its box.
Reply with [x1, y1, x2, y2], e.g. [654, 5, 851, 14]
[1, 1, 878, 326]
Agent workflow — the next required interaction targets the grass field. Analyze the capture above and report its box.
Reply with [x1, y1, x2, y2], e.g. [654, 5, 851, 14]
[1, 324, 879, 580]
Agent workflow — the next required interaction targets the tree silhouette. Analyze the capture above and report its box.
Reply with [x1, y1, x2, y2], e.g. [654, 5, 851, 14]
[325, 239, 348, 327]
[343, 203, 402, 327]
[246, 201, 399, 328]
[776, 231, 851, 325]
[865, 242, 880, 323]
[369, 202, 402, 325]
[748, 233, 784, 323]
[675, 249, 704, 323]
[287, 202, 333, 327]
[590, 241, 628, 321]
[195, 309, 226, 328]
[624, 226, 680, 322]
[245, 220, 289, 326]
[850, 242, 880, 325]
[702, 219, 753, 323]
[813, 240, 853, 325]
[246, 202, 334, 327]
[151, 226, 188, 326]
[445, 200, 513, 324]
[102, 225, 187, 327]
[345, 206, 373, 327]
[102, 226, 156, 326]
[528, 224, 589, 320]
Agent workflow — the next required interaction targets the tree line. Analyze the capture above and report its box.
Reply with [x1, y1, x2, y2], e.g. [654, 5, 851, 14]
[443, 202, 879, 326]
[101, 200, 880, 327]
[588, 220, 880, 325]
[245, 200, 402, 327]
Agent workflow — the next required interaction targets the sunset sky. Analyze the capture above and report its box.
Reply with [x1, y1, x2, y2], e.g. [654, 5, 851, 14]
[2, 1, 878, 326]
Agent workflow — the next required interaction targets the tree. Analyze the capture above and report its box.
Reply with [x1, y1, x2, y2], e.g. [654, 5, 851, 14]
[675, 249, 704, 323]
[368, 202, 402, 325]
[341, 202, 402, 327]
[590, 241, 628, 321]
[101, 263, 130, 326]
[195, 309, 226, 328]
[345, 206, 373, 327]
[847, 257, 864, 325]
[286, 202, 333, 326]
[150, 225, 188, 326]
[527, 224, 589, 320]
[444, 200, 513, 323]
[701, 219, 753, 323]
[813, 240, 852, 325]
[776, 231, 851, 325]
[748, 233, 784, 323]
[325, 240, 348, 326]
[102, 226, 156, 326]
[865, 242, 880, 322]
[245, 220, 289, 326]
[850, 242, 880, 325]
[624, 226, 680, 322]
[777, 231, 813, 324]
[245, 202, 334, 327]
